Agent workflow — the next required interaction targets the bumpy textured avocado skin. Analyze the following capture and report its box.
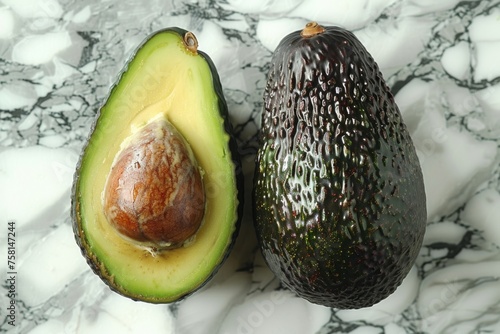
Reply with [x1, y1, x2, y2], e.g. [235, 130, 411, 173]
[72, 27, 243, 303]
[253, 25, 426, 309]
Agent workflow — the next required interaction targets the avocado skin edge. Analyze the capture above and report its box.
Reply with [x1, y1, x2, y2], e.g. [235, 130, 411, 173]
[253, 25, 426, 309]
[71, 27, 244, 303]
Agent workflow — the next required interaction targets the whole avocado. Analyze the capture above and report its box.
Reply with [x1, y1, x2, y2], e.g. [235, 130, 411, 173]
[253, 22, 426, 309]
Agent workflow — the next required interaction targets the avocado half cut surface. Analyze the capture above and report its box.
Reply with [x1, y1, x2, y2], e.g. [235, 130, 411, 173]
[72, 27, 243, 303]
[253, 22, 427, 309]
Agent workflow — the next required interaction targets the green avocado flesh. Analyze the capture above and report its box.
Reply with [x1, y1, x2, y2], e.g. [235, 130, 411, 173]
[72, 28, 242, 303]
[253, 23, 426, 309]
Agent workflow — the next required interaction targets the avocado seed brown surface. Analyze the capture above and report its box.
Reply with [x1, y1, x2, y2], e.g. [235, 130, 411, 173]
[103, 117, 205, 248]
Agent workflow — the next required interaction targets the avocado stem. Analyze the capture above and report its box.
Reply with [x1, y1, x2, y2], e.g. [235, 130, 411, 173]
[184, 32, 198, 54]
[301, 22, 325, 38]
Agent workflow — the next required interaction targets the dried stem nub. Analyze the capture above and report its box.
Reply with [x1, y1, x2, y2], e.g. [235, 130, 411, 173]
[301, 22, 325, 38]
[184, 32, 198, 54]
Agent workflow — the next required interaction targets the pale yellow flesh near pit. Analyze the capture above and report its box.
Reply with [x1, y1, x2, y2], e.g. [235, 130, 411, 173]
[76, 31, 238, 301]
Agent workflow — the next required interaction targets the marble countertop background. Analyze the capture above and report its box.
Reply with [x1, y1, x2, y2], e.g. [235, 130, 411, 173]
[1, 0, 500, 333]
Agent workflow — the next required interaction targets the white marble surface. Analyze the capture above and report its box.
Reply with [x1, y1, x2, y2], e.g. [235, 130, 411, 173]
[1, 0, 500, 333]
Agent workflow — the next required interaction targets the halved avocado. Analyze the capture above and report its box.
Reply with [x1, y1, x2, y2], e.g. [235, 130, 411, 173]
[72, 28, 243, 303]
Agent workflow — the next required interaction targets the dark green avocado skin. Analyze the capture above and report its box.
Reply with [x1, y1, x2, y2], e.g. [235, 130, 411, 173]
[253, 25, 426, 309]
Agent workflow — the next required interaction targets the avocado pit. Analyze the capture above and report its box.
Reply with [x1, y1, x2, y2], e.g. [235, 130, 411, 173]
[103, 117, 205, 249]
